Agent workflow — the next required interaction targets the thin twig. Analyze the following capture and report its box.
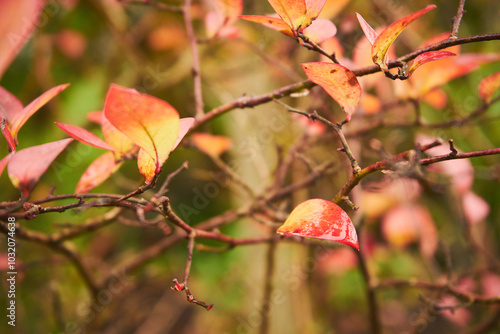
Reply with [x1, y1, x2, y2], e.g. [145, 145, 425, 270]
[259, 237, 277, 334]
[183, 0, 204, 117]
[450, 0, 467, 39]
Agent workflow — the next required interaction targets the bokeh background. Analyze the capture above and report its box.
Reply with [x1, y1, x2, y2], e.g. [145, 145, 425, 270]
[1, 0, 500, 333]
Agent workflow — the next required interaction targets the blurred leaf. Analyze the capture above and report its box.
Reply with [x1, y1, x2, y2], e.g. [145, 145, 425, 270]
[478, 71, 500, 103]
[302, 62, 361, 121]
[7, 138, 73, 196]
[0, 152, 13, 177]
[302, 19, 337, 43]
[277, 198, 359, 250]
[191, 132, 232, 156]
[0, 0, 45, 79]
[174, 117, 195, 150]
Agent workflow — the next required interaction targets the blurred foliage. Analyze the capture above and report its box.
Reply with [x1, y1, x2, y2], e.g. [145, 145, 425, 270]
[1, 0, 500, 333]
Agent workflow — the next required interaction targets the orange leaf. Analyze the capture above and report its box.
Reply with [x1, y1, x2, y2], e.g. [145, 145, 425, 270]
[205, 0, 243, 38]
[192, 133, 232, 156]
[7, 138, 73, 196]
[103, 84, 180, 177]
[55, 122, 117, 151]
[101, 114, 135, 154]
[479, 71, 500, 103]
[356, 12, 377, 45]
[302, 62, 361, 121]
[305, 0, 326, 21]
[75, 152, 122, 194]
[277, 198, 359, 250]
[86, 111, 104, 125]
[0, 0, 45, 79]
[268, 0, 308, 32]
[407, 51, 456, 77]
[372, 5, 436, 71]
[137, 148, 156, 185]
[239, 15, 294, 37]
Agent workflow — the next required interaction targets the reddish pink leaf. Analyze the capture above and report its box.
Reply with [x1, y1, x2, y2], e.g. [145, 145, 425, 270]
[75, 152, 122, 194]
[268, 0, 308, 32]
[0, 86, 23, 126]
[302, 19, 337, 44]
[356, 13, 377, 45]
[239, 15, 294, 37]
[173, 117, 195, 150]
[103, 84, 180, 177]
[0, 153, 13, 177]
[205, 0, 243, 38]
[478, 71, 500, 103]
[481, 272, 500, 298]
[55, 122, 116, 151]
[7, 138, 73, 196]
[305, 0, 326, 21]
[372, 5, 436, 71]
[1, 117, 16, 152]
[277, 198, 359, 250]
[302, 62, 361, 121]
[10, 84, 70, 140]
[407, 51, 456, 76]
[0, 0, 45, 79]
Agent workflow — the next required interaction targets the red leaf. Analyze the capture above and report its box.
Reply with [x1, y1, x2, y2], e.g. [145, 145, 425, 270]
[277, 198, 359, 250]
[101, 114, 135, 154]
[75, 152, 122, 193]
[407, 51, 456, 76]
[302, 62, 361, 121]
[356, 13, 377, 45]
[0, 86, 23, 128]
[1, 117, 16, 152]
[205, 0, 243, 38]
[10, 84, 70, 140]
[372, 5, 436, 71]
[103, 84, 180, 177]
[478, 71, 500, 103]
[0, 0, 45, 79]
[55, 122, 116, 151]
[7, 138, 73, 196]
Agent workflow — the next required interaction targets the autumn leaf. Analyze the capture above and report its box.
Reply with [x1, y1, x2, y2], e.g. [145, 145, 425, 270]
[9, 84, 70, 142]
[75, 152, 122, 194]
[173, 117, 195, 150]
[0, 0, 45, 79]
[302, 62, 361, 121]
[478, 71, 500, 103]
[277, 198, 359, 250]
[205, 0, 243, 38]
[372, 5, 436, 71]
[55, 122, 117, 151]
[356, 12, 377, 45]
[268, 0, 308, 32]
[191, 133, 232, 156]
[305, 0, 327, 22]
[103, 84, 180, 177]
[7, 138, 73, 196]
[239, 15, 294, 37]
[137, 148, 157, 185]
[406, 51, 456, 77]
[101, 114, 135, 154]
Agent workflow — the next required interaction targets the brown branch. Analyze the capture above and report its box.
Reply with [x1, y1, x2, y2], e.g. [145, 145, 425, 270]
[259, 237, 277, 334]
[356, 243, 381, 334]
[183, 0, 204, 118]
[450, 0, 467, 39]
